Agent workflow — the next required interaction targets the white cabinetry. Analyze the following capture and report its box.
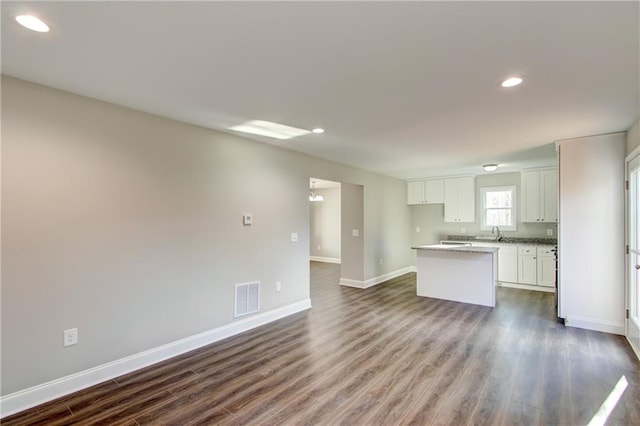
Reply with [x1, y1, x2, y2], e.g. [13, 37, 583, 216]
[521, 169, 558, 223]
[468, 242, 555, 289]
[497, 245, 518, 283]
[517, 246, 537, 285]
[444, 177, 475, 222]
[536, 246, 555, 287]
[407, 180, 444, 205]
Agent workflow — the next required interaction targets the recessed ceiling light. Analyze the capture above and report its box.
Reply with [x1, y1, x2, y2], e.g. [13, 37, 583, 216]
[312, 128, 325, 134]
[499, 77, 523, 88]
[15, 15, 50, 33]
[229, 120, 311, 140]
[483, 164, 498, 172]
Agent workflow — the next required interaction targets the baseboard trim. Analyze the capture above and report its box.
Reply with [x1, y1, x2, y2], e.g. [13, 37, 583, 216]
[497, 282, 555, 293]
[626, 336, 640, 362]
[339, 266, 414, 289]
[310, 256, 341, 264]
[565, 315, 624, 335]
[0, 299, 312, 418]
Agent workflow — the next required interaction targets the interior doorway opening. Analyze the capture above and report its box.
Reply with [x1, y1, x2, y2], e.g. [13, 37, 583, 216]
[309, 178, 342, 266]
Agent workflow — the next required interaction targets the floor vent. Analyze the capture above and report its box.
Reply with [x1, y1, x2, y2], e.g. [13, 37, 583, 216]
[234, 281, 260, 317]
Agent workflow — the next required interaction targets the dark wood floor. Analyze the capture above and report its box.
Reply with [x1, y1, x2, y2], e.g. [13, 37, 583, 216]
[4, 262, 640, 425]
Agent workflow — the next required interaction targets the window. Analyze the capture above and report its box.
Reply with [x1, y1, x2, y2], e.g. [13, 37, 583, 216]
[481, 186, 516, 231]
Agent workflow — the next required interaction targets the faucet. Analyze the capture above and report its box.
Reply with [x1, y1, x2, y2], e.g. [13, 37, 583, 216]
[491, 226, 502, 241]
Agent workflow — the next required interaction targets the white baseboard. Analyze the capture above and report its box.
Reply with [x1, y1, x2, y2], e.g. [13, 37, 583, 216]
[565, 315, 625, 335]
[627, 336, 640, 362]
[310, 256, 341, 264]
[0, 299, 312, 419]
[497, 282, 555, 293]
[340, 266, 414, 289]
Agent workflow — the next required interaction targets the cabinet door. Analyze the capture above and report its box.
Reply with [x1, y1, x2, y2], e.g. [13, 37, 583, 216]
[518, 255, 537, 284]
[425, 179, 444, 204]
[443, 178, 458, 222]
[457, 177, 475, 222]
[537, 256, 555, 287]
[498, 252, 518, 283]
[540, 169, 558, 222]
[521, 171, 541, 222]
[407, 181, 425, 205]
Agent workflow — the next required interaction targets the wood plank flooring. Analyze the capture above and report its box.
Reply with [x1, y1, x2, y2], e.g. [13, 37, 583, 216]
[4, 261, 640, 425]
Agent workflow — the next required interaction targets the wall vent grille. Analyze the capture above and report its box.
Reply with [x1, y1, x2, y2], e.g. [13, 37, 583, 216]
[234, 281, 260, 317]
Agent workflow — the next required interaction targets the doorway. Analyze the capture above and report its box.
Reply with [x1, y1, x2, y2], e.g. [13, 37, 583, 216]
[626, 152, 640, 358]
[309, 178, 342, 264]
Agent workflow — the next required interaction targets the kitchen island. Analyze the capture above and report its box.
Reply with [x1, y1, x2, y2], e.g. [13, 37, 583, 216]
[412, 244, 498, 307]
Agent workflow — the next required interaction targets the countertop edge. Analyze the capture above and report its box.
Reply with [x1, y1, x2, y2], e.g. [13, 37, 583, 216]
[412, 245, 498, 253]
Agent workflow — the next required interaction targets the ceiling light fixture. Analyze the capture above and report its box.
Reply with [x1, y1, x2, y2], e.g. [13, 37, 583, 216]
[309, 181, 324, 202]
[229, 120, 311, 140]
[15, 15, 50, 32]
[312, 128, 325, 134]
[483, 164, 498, 172]
[499, 77, 523, 88]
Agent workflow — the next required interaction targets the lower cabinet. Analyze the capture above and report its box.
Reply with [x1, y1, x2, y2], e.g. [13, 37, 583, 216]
[517, 246, 537, 285]
[497, 245, 518, 283]
[536, 247, 556, 287]
[472, 243, 555, 287]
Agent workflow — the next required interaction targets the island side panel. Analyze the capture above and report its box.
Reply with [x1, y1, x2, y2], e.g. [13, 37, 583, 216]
[416, 250, 497, 307]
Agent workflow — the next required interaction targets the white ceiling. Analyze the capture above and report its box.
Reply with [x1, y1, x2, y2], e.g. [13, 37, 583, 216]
[2, 1, 638, 179]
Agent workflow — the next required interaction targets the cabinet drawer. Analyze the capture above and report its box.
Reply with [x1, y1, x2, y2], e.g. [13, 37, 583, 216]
[518, 245, 536, 256]
[537, 246, 555, 257]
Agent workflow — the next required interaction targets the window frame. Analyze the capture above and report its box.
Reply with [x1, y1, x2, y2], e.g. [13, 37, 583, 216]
[480, 185, 517, 231]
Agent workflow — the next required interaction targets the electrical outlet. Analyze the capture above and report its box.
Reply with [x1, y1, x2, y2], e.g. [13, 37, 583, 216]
[352, 229, 359, 237]
[291, 232, 298, 242]
[416, 226, 421, 233]
[547, 229, 553, 236]
[276, 281, 282, 292]
[461, 228, 466, 234]
[63, 328, 78, 347]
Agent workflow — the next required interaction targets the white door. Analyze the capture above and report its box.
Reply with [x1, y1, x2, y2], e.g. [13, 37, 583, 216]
[457, 177, 476, 222]
[443, 178, 458, 222]
[521, 171, 540, 222]
[627, 152, 640, 358]
[537, 256, 555, 287]
[541, 169, 558, 222]
[407, 181, 425, 205]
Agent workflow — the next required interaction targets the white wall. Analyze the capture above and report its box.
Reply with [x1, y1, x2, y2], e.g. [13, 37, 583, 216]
[309, 187, 341, 261]
[0, 76, 412, 401]
[558, 132, 626, 334]
[410, 172, 558, 246]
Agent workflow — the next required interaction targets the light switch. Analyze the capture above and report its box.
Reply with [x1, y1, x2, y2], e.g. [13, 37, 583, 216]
[416, 226, 421, 233]
[352, 229, 359, 237]
[243, 214, 253, 226]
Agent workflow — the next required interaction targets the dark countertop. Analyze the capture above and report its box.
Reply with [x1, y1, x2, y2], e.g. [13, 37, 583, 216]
[413, 244, 499, 253]
[446, 235, 557, 245]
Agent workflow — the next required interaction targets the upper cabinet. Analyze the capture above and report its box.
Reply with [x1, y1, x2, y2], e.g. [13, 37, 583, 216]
[407, 179, 444, 205]
[444, 176, 475, 222]
[521, 169, 558, 223]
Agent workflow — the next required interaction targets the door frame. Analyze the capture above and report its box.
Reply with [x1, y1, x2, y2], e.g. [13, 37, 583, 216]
[626, 146, 640, 360]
